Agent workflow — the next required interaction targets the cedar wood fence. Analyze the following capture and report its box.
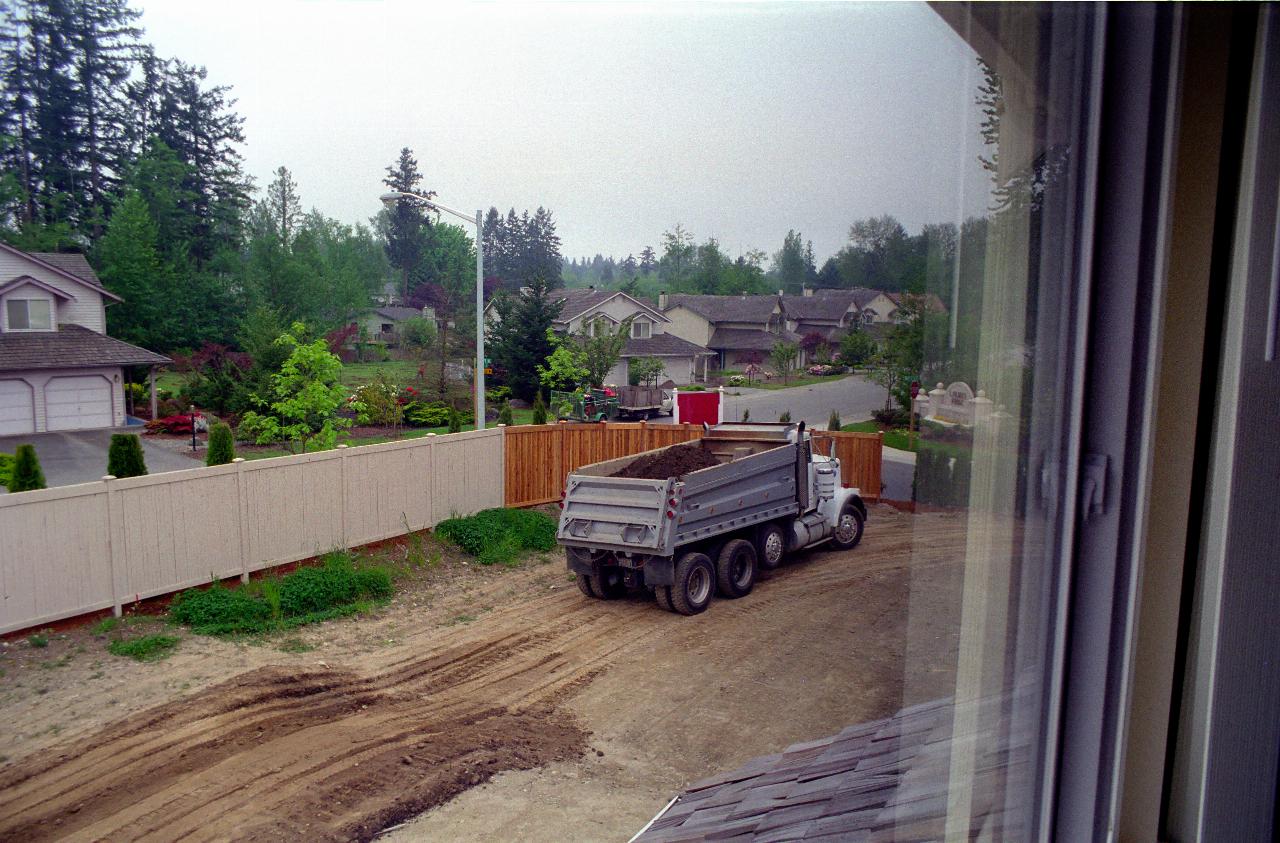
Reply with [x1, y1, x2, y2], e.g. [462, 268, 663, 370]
[0, 423, 880, 635]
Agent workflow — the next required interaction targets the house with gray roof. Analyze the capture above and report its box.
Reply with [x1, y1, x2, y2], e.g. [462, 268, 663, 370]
[659, 291, 806, 370]
[356, 304, 437, 347]
[0, 244, 169, 434]
[486, 286, 714, 384]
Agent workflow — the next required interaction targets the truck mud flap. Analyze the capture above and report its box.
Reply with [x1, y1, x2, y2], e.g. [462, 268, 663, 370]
[566, 555, 595, 577]
[643, 557, 675, 587]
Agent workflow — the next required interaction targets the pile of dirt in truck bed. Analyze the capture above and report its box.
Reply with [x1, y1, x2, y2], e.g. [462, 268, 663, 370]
[611, 443, 719, 479]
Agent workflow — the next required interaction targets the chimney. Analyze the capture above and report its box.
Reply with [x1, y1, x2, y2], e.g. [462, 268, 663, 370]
[658, 290, 668, 309]
[803, 287, 814, 297]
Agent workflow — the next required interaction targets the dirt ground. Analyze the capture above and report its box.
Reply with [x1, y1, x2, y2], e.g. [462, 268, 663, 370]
[0, 505, 965, 842]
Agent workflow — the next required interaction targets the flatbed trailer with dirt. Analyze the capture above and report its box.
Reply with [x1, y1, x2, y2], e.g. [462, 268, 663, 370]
[558, 422, 867, 614]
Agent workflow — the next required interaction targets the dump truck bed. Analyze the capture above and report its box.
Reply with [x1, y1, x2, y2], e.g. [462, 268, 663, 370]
[557, 435, 801, 557]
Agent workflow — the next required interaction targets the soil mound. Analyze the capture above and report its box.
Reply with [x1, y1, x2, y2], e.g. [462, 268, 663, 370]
[612, 443, 719, 479]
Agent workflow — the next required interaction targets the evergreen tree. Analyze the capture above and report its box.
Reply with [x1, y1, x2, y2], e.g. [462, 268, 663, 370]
[95, 190, 165, 347]
[382, 146, 430, 302]
[531, 392, 548, 425]
[447, 407, 462, 433]
[497, 399, 514, 426]
[828, 410, 841, 431]
[206, 421, 235, 466]
[8, 443, 45, 491]
[487, 276, 564, 400]
[264, 165, 301, 249]
[107, 433, 147, 477]
[638, 245, 657, 274]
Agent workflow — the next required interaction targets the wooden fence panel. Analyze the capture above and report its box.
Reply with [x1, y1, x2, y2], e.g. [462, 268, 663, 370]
[813, 430, 883, 501]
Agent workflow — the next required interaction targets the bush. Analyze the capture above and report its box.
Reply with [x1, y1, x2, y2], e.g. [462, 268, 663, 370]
[107, 434, 148, 478]
[109, 634, 180, 662]
[872, 407, 910, 427]
[531, 392, 548, 425]
[839, 331, 878, 367]
[350, 372, 404, 427]
[726, 375, 748, 387]
[404, 401, 474, 428]
[0, 452, 12, 490]
[8, 444, 46, 492]
[447, 407, 462, 433]
[779, 411, 791, 423]
[742, 408, 750, 422]
[828, 410, 841, 431]
[497, 399, 514, 426]
[435, 508, 557, 566]
[206, 422, 236, 466]
[485, 385, 512, 403]
[170, 552, 393, 636]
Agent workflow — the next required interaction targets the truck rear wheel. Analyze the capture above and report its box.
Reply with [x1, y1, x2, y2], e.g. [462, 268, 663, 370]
[716, 539, 757, 598]
[756, 523, 787, 570]
[591, 568, 627, 599]
[654, 586, 674, 611]
[669, 552, 715, 615]
[576, 574, 599, 598]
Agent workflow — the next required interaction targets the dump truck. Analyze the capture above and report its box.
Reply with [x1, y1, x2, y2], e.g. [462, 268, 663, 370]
[557, 422, 867, 615]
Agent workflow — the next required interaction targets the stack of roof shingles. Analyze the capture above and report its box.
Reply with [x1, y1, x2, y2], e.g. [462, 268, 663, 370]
[636, 696, 1024, 842]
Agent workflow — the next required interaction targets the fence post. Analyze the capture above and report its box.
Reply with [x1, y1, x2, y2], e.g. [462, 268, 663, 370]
[102, 475, 123, 618]
[337, 444, 349, 549]
[232, 457, 250, 583]
[426, 433, 438, 525]
[495, 426, 506, 509]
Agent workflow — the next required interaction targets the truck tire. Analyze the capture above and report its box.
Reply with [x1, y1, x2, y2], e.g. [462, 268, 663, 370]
[654, 585, 674, 612]
[669, 552, 715, 615]
[716, 539, 757, 598]
[591, 567, 628, 599]
[756, 523, 787, 570]
[576, 574, 600, 598]
[830, 504, 865, 550]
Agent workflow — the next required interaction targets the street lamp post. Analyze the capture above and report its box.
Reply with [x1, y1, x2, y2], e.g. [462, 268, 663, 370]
[380, 191, 485, 431]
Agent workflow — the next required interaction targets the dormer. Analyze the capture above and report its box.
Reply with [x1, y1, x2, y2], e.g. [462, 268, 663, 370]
[0, 275, 74, 333]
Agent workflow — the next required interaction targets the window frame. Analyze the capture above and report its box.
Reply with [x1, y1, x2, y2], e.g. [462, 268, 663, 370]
[5, 297, 54, 332]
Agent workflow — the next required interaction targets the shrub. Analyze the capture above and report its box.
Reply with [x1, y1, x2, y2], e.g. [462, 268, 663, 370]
[0, 451, 12, 490]
[871, 407, 910, 427]
[531, 392, 548, 425]
[8, 444, 46, 492]
[726, 375, 747, 387]
[779, 411, 791, 423]
[171, 582, 274, 634]
[107, 434, 148, 478]
[485, 385, 512, 403]
[497, 399, 514, 426]
[351, 372, 404, 427]
[742, 408, 750, 422]
[404, 401, 473, 428]
[447, 407, 462, 433]
[109, 634, 180, 662]
[206, 422, 236, 466]
[828, 410, 841, 431]
[435, 508, 557, 565]
[170, 553, 393, 636]
[145, 413, 197, 435]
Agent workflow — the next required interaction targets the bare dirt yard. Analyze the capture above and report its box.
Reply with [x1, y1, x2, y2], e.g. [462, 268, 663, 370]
[0, 504, 965, 842]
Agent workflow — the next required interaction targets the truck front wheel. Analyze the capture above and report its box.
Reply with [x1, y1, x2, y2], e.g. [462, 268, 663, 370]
[716, 539, 757, 598]
[831, 504, 865, 550]
[756, 523, 787, 570]
[669, 552, 715, 615]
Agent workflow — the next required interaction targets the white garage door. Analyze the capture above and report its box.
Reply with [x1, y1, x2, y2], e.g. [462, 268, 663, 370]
[45, 375, 114, 431]
[0, 379, 35, 435]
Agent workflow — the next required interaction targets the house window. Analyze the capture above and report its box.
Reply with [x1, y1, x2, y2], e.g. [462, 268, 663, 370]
[381, 323, 394, 332]
[6, 298, 52, 331]
[631, 321, 651, 339]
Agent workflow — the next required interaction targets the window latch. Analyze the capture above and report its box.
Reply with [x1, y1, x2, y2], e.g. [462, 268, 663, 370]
[1081, 453, 1109, 520]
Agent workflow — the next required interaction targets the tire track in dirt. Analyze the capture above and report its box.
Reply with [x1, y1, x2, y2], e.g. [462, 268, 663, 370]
[0, 508, 955, 841]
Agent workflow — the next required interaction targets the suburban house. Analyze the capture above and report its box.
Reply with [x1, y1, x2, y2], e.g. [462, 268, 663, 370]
[659, 291, 806, 370]
[0, 244, 169, 435]
[487, 286, 714, 384]
[357, 304, 436, 347]
[781, 287, 881, 340]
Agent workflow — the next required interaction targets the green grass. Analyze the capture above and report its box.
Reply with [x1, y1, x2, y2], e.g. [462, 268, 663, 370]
[170, 551, 393, 636]
[842, 420, 975, 460]
[27, 633, 48, 648]
[338, 361, 422, 388]
[747, 373, 852, 391]
[239, 408, 540, 461]
[108, 634, 180, 662]
[434, 508, 558, 567]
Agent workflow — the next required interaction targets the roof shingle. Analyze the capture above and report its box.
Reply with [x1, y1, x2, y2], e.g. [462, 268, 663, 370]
[664, 294, 779, 325]
[624, 333, 714, 357]
[0, 324, 170, 371]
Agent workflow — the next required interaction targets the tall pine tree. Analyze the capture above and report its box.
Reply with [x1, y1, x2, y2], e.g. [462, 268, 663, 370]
[381, 146, 430, 303]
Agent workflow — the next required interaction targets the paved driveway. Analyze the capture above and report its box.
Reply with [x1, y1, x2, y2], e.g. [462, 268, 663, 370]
[0, 427, 201, 491]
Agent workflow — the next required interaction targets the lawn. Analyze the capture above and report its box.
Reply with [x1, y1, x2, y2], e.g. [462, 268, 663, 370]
[741, 372, 853, 391]
[338, 360, 422, 388]
[842, 420, 974, 459]
[238, 408, 539, 461]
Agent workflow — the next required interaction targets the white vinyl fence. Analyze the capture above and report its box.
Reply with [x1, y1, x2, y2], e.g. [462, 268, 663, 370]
[0, 428, 504, 634]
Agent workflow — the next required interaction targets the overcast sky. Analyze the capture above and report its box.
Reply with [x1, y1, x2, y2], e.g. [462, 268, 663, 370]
[134, 0, 991, 263]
